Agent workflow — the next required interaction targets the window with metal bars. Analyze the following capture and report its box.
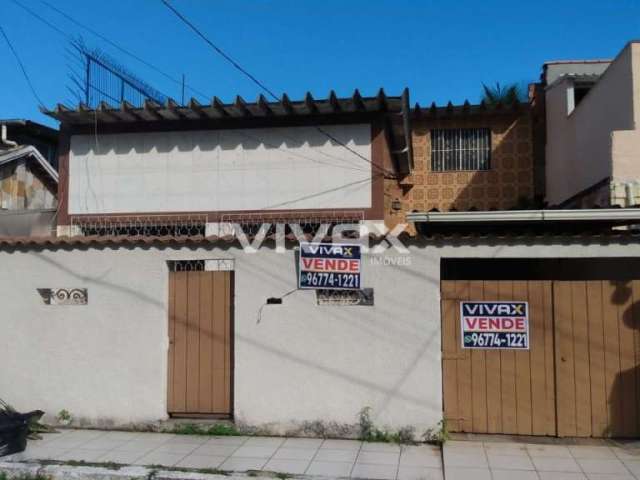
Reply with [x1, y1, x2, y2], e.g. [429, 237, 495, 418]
[431, 128, 491, 171]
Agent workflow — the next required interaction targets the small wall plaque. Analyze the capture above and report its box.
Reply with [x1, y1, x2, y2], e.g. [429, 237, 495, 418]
[38, 288, 88, 305]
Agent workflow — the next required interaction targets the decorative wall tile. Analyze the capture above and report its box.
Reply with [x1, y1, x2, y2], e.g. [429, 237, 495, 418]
[38, 288, 88, 305]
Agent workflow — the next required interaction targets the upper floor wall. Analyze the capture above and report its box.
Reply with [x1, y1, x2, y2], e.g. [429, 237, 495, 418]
[68, 124, 373, 215]
[545, 42, 640, 206]
[386, 106, 535, 228]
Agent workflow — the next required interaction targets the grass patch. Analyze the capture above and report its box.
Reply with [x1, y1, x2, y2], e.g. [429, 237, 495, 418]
[0, 473, 51, 480]
[169, 422, 241, 436]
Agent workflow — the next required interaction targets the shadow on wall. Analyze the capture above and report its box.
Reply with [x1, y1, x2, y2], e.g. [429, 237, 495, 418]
[608, 280, 640, 438]
[72, 125, 370, 156]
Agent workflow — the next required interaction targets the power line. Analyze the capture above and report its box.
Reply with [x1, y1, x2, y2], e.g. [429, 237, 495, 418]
[0, 23, 45, 107]
[159, 0, 395, 178]
[9, 0, 209, 103]
[160, 0, 278, 100]
[38, 0, 209, 102]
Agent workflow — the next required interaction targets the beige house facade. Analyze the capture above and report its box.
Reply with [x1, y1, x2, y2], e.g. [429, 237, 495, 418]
[544, 41, 640, 207]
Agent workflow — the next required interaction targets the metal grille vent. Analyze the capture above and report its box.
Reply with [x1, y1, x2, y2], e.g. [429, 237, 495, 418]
[316, 288, 374, 306]
[168, 260, 205, 272]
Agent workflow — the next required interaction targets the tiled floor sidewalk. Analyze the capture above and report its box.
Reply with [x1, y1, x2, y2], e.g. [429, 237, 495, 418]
[3, 429, 443, 480]
[444, 439, 640, 480]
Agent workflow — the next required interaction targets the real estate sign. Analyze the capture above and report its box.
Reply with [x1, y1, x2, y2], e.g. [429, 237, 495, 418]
[298, 243, 361, 290]
[460, 301, 529, 349]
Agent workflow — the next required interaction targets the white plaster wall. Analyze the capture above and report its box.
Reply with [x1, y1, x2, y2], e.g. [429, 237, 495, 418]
[545, 42, 640, 205]
[1, 239, 640, 433]
[68, 124, 372, 215]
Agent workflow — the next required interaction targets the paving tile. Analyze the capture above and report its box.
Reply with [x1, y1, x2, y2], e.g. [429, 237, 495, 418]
[397, 465, 443, 480]
[271, 447, 318, 461]
[232, 445, 279, 458]
[205, 436, 248, 446]
[109, 441, 159, 454]
[443, 451, 488, 468]
[586, 474, 635, 480]
[612, 448, 640, 461]
[492, 470, 540, 480]
[264, 458, 311, 474]
[99, 431, 143, 442]
[306, 460, 354, 477]
[532, 456, 582, 473]
[446, 441, 485, 449]
[135, 451, 187, 467]
[537, 473, 587, 480]
[79, 438, 127, 451]
[351, 462, 397, 479]
[40, 435, 91, 450]
[281, 438, 323, 449]
[55, 448, 109, 462]
[176, 454, 227, 469]
[622, 459, 640, 475]
[321, 439, 362, 450]
[314, 448, 359, 463]
[132, 433, 176, 444]
[528, 445, 574, 458]
[444, 467, 492, 480]
[570, 447, 618, 459]
[484, 442, 529, 456]
[191, 443, 240, 456]
[166, 435, 209, 445]
[243, 437, 285, 448]
[10, 447, 70, 461]
[402, 445, 441, 457]
[150, 442, 201, 454]
[356, 450, 400, 465]
[96, 450, 146, 464]
[400, 450, 442, 468]
[488, 453, 535, 470]
[361, 442, 402, 453]
[219, 456, 269, 471]
[577, 458, 630, 475]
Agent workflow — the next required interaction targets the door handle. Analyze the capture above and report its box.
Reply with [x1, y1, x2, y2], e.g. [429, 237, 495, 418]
[561, 356, 566, 362]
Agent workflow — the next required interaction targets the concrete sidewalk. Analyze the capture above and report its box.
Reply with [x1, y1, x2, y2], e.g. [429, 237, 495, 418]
[444, 439, 640, 480]
[2, 429, 443, 480]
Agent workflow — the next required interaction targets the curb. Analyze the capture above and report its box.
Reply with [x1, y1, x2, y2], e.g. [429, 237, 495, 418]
[0, 461, 268, 480]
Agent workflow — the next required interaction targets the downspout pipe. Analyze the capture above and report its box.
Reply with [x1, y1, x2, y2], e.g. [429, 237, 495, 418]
[1, 124, 18, 148]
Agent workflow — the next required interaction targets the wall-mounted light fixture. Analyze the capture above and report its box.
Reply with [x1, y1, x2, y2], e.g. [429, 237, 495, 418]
[391, 198, 402, 211]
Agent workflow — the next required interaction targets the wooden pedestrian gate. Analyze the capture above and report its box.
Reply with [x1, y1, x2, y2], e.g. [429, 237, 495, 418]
[442, 279, 640, 438]
[168, 271, 233, 417]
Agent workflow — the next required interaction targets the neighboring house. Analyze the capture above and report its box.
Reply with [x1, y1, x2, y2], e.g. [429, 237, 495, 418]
[0, 120, 58, 236]
[47, 91, 412, 237]
[541, 41, 640, 207]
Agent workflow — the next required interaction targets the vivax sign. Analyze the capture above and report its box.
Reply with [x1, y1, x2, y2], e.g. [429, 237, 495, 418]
[460, 301, 529, 349]
[298, 243, 361, 290]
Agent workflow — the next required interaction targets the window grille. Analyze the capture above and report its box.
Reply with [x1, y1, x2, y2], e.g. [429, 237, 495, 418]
[431, 128, 491, 171]
[167, 260, 205, 272]
[72, 215, 206, 237]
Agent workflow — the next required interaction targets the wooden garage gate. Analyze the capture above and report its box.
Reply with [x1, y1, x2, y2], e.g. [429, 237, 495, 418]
[442, 259, 640, 438]
[168, 270, 233, 417]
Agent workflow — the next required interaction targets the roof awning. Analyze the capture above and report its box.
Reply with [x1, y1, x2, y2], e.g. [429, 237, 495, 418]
[42, 88, 414, 175]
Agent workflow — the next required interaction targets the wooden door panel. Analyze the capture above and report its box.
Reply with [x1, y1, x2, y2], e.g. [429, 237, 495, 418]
[441, 280, 555, 435]
[168, 270, 232, 416]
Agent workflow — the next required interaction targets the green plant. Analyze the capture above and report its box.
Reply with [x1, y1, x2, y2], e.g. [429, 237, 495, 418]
[481, 82, 526, 105]
[357, 407, 415, 444]
[169, 422, 241, 436]
[0, 474, 51, 480]
[423, 419, 450, 444]
[56, 409, 72, 424]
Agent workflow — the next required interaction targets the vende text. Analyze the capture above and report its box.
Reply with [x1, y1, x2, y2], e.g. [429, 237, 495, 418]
[464, 317, 526, 332]
[301, 258, 360, 273]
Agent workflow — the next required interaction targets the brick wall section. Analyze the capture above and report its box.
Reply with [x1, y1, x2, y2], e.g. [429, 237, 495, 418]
[385, 112, 535, 230]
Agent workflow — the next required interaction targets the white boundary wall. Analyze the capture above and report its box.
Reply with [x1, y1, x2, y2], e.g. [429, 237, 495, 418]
[0, 239, 638, 434]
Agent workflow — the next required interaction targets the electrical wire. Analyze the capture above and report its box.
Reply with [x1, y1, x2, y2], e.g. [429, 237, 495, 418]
[159, 0, 395, 178]
[0, 23, 45, 107]
[9, 0, 209, 102]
